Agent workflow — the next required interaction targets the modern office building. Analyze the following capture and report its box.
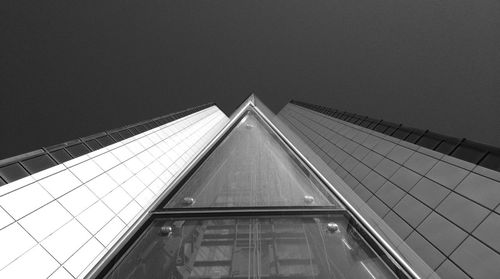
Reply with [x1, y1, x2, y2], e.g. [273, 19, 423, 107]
[0, 95, 499, 279]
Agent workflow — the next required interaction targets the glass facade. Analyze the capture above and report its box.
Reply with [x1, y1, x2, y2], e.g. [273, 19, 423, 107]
[6, 95, 476, 279]
[95, 98, 421, 279]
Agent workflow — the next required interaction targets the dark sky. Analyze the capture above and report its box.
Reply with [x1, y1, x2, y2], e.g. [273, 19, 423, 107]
[1, 0, 499, 160]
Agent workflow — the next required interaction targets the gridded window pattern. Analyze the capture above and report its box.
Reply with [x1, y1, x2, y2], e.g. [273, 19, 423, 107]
[279, 103, 500, 279]
[290, 100, 500, 172]
[0, 106, 228, 279]
[0, 103, 214, 185]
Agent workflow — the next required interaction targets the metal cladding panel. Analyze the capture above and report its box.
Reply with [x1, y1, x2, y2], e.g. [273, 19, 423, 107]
[280, 103, 500, 279]
[0, 106, 228, 278]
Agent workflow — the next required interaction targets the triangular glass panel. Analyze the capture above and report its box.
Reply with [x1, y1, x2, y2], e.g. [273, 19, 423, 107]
[165, 109, 339, 208]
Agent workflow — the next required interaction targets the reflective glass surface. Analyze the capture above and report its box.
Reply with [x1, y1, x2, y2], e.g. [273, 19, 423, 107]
[105, 215, 397, 279]
[166, 111, 338, 208]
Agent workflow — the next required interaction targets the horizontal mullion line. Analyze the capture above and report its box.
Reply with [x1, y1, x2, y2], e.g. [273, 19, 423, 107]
[152, 207, 346, 218]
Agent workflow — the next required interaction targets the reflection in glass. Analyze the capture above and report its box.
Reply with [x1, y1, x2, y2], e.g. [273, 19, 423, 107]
[166, 110, 338, 208]
[104, 215, 397, 279]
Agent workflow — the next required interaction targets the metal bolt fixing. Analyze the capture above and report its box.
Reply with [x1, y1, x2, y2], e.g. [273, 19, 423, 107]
[304, 195, 315, 204]
[183, 197, 195, 205]
[327, 222, 339, 233]
[160, 225, 173, 236]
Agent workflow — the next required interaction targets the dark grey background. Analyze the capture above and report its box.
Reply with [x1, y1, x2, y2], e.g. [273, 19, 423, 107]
[1, 0, 499, 160]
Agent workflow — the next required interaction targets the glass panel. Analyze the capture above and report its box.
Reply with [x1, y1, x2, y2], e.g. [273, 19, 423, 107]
[66, 143, 91, 157]
[166, 110, 338, 208]
[96, 135, 116, 147]
[21, 154, 57, 173]
[0, 163, 30, 183]
[85, 139, 103, 151]
[104, 215, 398, 279]
[49, 149, 73, 163]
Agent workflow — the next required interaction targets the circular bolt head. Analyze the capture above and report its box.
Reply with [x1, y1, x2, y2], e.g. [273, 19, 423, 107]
[160, 225, 173, 236]
[327, 222, 339, 233]
[183, 197, 195, 205]
[304, 195, 315, 204]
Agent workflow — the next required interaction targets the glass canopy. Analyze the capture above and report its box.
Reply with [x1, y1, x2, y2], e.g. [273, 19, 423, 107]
[104, 215, 397, 279]
[165, 110, 339, 208]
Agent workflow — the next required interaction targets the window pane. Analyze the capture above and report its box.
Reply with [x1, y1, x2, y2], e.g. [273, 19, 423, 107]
[104, 215, 397, 279]
[66, 143, 91, 157]
[118, 129, 133, 139]
[96, 135, 116, 147]
[21, 154, 57, 174]
[49, 149, 73, 163]
[0, 163, 29, 183]
[451, 144, 486, 164]
[85, 139, 103, 151]
[166, 110, 338, 208]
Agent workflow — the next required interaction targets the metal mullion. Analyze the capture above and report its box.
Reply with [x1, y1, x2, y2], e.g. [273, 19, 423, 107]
[151, 208, 347, 219]
[193, 260, 232, 267]
[157, 205, 341, 212]
[271, 223, 280, 275]
[227, 221, 238, 277]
